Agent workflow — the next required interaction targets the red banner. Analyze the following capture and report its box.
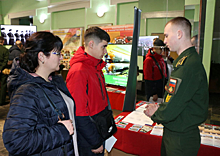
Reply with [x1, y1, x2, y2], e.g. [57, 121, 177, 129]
[100, 25, 133, 44]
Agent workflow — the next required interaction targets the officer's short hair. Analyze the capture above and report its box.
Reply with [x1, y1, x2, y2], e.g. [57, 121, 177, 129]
[84, 27, 110, 46]
[166, 17, 191, 39]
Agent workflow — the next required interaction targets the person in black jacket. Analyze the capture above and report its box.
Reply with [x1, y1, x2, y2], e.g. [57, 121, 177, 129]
[3, 32, 78, 156]
[8, 40, 24, 61]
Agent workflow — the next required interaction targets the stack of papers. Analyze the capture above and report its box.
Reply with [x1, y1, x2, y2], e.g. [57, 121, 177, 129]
[201, 134, 214, 146]
[122, 104, 154, 126]
[150, 124, 164, 136]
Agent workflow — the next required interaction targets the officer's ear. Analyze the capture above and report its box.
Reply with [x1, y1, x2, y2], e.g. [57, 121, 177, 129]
[177, 30, 183, 39]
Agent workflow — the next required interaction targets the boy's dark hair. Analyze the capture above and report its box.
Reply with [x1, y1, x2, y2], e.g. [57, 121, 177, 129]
[19, 31, 63, 73]
[84, 26, 110, 46]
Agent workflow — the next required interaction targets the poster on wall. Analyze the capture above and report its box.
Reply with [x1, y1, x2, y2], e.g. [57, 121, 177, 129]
[100, 25, 133, 44]
[138, 36, 158, 56]
[50, 28, 83, 69]
[138, 36, 158, 48]
[0, 25, 37, 45]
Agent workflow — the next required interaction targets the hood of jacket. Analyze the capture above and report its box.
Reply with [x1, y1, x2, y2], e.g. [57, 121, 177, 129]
[69, 46, 106, 71]
[146, 48, 163, 60]
[9, 45, 21, 53]
[7, 60, 54, 97]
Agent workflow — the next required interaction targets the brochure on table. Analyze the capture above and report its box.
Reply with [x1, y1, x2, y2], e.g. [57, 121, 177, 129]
[114, 101, 220, 148]
[200, 124, 220, 147]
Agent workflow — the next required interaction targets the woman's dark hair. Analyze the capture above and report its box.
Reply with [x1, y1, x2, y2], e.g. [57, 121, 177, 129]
[19, 31, 63, 73]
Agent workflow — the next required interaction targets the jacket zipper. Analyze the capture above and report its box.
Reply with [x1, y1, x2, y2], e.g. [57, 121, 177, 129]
[96, 73, 105, 100]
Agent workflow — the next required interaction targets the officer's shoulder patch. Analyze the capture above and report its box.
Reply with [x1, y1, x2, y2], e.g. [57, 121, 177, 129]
[165, 94, 172, 103]
[165, 77, 182, 94]
[175, 56, 187, 67]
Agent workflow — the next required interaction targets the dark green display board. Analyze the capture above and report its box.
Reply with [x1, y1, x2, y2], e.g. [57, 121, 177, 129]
[123, 7, 141, 112]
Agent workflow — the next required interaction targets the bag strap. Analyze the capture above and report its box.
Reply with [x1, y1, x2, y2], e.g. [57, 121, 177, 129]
[20, 82, 65, 120]
[105, 87, 112, 110]
[150, 55, 164, 79]
[150, 55, 166, 98]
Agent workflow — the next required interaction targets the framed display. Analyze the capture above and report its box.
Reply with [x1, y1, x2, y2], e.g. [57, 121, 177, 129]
[0, 25, 37, 45]
[103, 44, 132, 87]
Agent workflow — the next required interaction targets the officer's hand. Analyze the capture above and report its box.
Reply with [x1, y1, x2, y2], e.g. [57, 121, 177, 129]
[91, 145, 103, 154]
[144, 104, 159, 117]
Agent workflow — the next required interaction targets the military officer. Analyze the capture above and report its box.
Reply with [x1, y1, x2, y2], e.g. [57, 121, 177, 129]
[144, 17, 209, 156]
[0, 36, 9, 105]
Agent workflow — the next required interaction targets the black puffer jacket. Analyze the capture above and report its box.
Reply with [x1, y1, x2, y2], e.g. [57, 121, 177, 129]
[3, 63, 75, 156]
[8, 45, 22, 61]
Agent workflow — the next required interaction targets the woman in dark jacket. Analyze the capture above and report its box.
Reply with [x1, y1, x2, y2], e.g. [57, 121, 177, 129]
[3, 32, 78, 156]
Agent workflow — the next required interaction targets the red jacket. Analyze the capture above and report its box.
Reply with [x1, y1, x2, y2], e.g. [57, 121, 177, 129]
[66, 46, 108, 116]
[66, 46, 108, 148]
[143, 48, 167, 80]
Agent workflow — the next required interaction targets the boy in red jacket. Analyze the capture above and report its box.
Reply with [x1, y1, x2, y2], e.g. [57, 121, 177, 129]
[66, 27, 110, 156]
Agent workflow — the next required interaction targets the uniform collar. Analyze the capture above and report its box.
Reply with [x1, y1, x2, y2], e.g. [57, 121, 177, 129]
[173, 46, 196, 67]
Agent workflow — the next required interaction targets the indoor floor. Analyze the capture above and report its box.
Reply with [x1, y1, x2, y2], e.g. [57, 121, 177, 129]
[0, 93, 220, 156]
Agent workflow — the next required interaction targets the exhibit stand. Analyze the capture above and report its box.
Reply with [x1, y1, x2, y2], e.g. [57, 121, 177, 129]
[107, 85, 126, 111]
[110, 101, 220, 156]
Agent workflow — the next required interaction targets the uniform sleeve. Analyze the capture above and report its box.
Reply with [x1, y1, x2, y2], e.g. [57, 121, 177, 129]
[3, 88, 71, 155]
[151, 68, 200, 124]
[66, 70, 103, 149]
[143, 59, 154, 80]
